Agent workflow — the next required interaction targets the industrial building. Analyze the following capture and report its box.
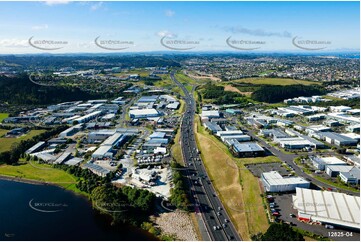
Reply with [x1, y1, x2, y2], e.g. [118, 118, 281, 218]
[310, 156, 347, 170]
[339, 168, 360, 184]
[231, 141, 265, 158]
[325, 165, 356, 177]
[203, 121, 222, 134]
[292, 188, 360, 230]
[129, 108, 160, 119]
[92, 145, 113, 159]
[25, 141, 46, 154]
[88, 129, 116, 143]
[59, 124, 83, 138]
[261, 171, 310, 192]
[83, 163, 110, 177]
[318, 132, 358, 147]
[200, 110, 220, 119]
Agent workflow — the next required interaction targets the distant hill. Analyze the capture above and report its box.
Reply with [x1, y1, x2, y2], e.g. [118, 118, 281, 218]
[0, 74, 102, 105]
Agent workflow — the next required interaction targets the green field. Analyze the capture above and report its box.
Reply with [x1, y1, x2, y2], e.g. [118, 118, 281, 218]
[0, 129, 46, 153]
[175, 73, 197, 85]
[0, 162, 84, 194]
[0, 113, 9, 122]
[232, 78, 320, 86]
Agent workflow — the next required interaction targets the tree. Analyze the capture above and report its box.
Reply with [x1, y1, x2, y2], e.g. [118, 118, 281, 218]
[260, 223, 304, 241]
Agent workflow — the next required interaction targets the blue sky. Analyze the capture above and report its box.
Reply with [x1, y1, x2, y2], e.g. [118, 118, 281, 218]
[0, 1, 359, 53]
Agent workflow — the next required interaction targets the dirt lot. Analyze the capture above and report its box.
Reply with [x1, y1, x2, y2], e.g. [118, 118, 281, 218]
[224, 84, 253, 96]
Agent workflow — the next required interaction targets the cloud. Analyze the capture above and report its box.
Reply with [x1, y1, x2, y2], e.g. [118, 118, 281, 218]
[223, 26, 292, 38]
[156, 30, 177, 38]
[31, 24, 49, 30]
[44, 1, 71, 6]
[0, 39, 28, 48]
[90, 2, 103, 11]
[165, 9, 175, 17]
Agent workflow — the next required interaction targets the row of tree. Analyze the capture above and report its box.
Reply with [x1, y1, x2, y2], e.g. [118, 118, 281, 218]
[169, 162, 190, 211]
[251, 85, 326, 103]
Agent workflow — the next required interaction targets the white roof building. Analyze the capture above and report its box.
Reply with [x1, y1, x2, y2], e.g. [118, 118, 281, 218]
[129, 108, 159, 119]
[293, 188, 360, 229]
[261, 171, 310, 193]
[200, 110, 220, 119]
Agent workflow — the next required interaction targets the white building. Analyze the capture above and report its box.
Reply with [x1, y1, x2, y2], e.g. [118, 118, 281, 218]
[310, 156, 347, 170]
[261, 171, 310, 193]
[129, 108, 159, 119]
[293, 188, 360, 229]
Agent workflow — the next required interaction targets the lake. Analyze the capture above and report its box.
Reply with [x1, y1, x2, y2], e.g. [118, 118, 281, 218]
[0, 179, 156, 241]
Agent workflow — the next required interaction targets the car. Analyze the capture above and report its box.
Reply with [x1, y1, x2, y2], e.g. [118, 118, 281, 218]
[290, 213, 296, 218]
[216, 226, 221, 230]
[222, 223, 226, 228]
[218, 206, 222, 210]
[325, 224, 334, 229]
[224, 219, 229, 223]
[272, 212, 280, 216]
[217, 212, 221, 216]
[213, 226, 217, 231]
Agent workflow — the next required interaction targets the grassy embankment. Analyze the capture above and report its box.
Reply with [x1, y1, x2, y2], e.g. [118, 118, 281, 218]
[193, 117, 280, 240]
[0, 161, 86, 195]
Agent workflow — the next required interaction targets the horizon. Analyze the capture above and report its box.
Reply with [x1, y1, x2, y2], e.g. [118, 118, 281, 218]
[0, 1, 359, 54]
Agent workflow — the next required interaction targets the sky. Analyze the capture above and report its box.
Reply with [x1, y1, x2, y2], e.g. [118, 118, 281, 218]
[0, 0, 359, 54]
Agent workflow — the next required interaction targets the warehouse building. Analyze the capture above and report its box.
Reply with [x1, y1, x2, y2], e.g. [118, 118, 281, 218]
[310, 156, 346, 170]
[203, 121, 222, 134]
[262, 171, 310, 193]
[319, 132, 358, 147]
[59, 124, 83, 138]
[83, 163, 110, 177]
[292, 188, 360, 229]
[325, 165, 355, 177]
[200, 110, 220, 119]
[88, 130, 116, 143]
[91, 145, 113, 159]
[25, 141, 46, 154]
[339, 167, 360, 184]
[231, 141, 265, 158]
[129, 108, 160, 119]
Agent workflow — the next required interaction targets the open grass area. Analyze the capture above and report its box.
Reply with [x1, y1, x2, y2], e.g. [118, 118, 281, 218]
[0, 129, 46, 153]
[175, 73, 197, 85]
[171, 128, 183, 165]
[177, 99, 186, 115]
[194, 117, 269, 240]
[0, 162, 85, 195]
[153, 75, 174, 89]
[238, 155, 281, 165]
[0, 113, 9, 122]
[232, 78, 321, 86]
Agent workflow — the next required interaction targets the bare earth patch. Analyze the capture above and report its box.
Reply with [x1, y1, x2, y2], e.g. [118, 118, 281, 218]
[154, 210, 199, 241]
[224, 84, 252, 96]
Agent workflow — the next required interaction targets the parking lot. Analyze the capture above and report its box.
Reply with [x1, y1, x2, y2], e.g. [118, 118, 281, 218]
[272, 193, 360, 241]
[246, 162, 290, 178]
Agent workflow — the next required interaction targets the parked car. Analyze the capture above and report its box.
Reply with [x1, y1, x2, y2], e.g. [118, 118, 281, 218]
[325, 224, 334, 229]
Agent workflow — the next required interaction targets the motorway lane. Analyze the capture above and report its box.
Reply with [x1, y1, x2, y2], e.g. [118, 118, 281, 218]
[246, 129, 359, 196]
[171, 73, 242, 241]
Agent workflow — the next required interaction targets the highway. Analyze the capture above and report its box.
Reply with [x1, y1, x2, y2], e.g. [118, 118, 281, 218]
[170, 73, 241, 241]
